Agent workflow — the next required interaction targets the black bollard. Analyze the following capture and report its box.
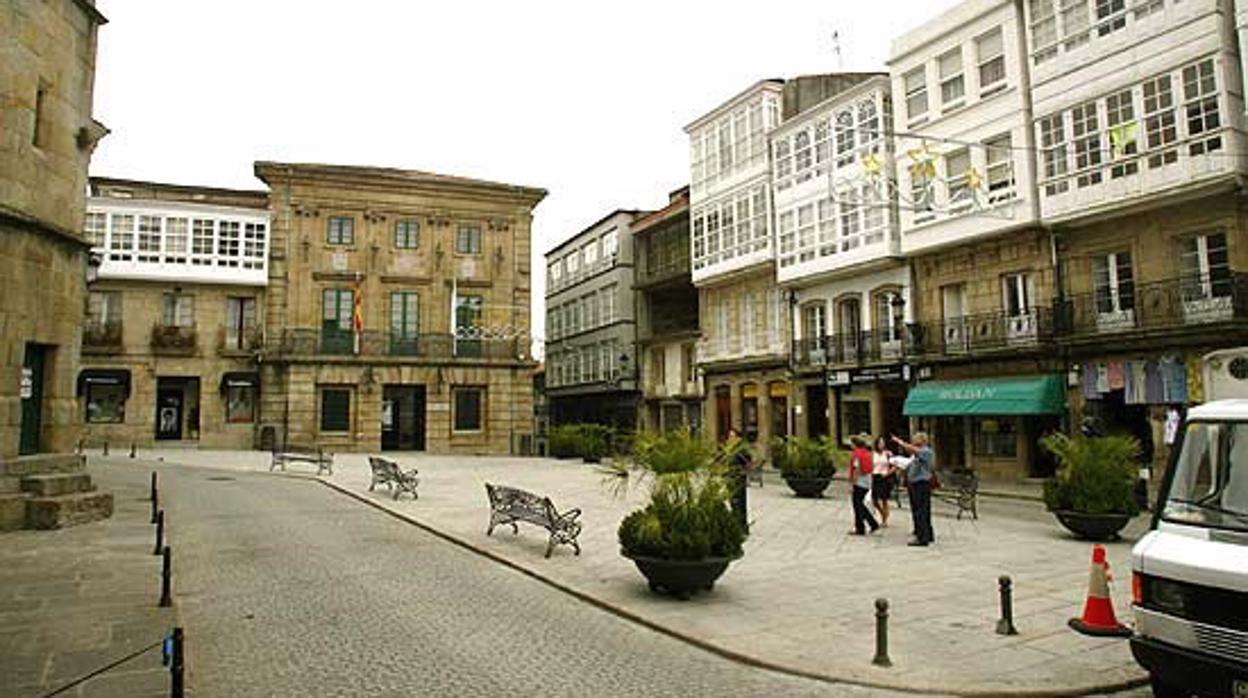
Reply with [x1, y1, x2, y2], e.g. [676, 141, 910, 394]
[153, 510, 164, 556]
[129, 442, 136, 458]
[171, 627, 185, 698]
[873, 598, 892, 667]
[996, 575, 1019, 635]
[151, 486, 159, 524]
[159, 546, 172, 607]
[102, 440, 109, 456]
[150, 472, 158, 502]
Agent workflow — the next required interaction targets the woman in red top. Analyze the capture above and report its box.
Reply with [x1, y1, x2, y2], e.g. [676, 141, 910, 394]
[848, 435, 879, 535]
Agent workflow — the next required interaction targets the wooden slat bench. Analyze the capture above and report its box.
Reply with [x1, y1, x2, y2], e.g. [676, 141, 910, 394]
[367, 456, 419, 500]
[270, 445, 333, 476]
[484, 483, 582, 558]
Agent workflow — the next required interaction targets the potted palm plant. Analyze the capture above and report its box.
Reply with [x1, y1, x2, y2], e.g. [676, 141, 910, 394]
[773, 436, 841, 498]
[617, 429, 747, 599]
[1040, 433, 1142, 541]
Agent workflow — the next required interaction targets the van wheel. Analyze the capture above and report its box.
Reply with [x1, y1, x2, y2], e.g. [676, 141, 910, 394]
[1149, 674, 1189, 698]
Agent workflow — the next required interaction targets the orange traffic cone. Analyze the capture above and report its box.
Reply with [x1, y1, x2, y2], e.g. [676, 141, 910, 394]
[1068, 544, 1131, 637]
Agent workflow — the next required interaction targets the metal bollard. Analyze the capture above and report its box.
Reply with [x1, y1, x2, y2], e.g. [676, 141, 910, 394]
[151, 486, 159, 524]
[150, 472, 158, 503]
[129, 442, 136, 458]
[996, 575, 1019, 635]
[153, 510, 164, 556]
[102, 440, 109, 456]
[159, 546, 172, 607]
[171, 626, 185, 698]
[873, 598, 892, 667]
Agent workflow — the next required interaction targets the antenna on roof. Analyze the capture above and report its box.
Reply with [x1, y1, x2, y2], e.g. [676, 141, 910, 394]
[832, 30, 844, 70]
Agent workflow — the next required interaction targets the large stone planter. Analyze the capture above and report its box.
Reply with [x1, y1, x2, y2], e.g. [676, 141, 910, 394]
[782, 475, 834, 498]
[1053, 510, 1133, 541]
[622, 551, 741, 600]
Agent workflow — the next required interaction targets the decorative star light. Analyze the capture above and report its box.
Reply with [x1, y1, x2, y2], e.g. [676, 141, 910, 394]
[907, 143, 937, 180]
[861, 152, 883, 177]
[966, 167, 984, 192]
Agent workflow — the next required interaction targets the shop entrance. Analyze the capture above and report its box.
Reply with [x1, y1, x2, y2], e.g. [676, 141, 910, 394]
[935, 416, 967, 469]
[714, 385, 731, 441]
[1085, 390, 1153, 465]
[381, 385, 426, 451]
[155, 377, 200, 441]
[19, 344, 47, 455]
[806, 384, 828, 438]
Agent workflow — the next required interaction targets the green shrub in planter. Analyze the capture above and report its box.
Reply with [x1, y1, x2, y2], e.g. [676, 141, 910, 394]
[771, 436, 841, 480]
[1040, 433, 1142, 516]
[577, 423, 613, 462]
[618, 430, 746, 561]
[549, 425, 581, 459]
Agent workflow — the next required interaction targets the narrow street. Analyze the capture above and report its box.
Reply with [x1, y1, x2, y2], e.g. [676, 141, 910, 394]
[95, 462, 1149, 698]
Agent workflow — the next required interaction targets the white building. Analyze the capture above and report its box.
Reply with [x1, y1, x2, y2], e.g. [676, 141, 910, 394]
[770, 74, 914, 441]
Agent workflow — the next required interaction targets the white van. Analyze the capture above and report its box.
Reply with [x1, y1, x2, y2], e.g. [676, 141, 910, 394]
[1130, 349, 1248, 697]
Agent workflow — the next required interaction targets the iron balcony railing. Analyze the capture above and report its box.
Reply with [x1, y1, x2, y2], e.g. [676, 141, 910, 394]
[905, 308, 1055, 358]
[271, 329, 527, 361]
[83, 321, 123, 352]
[792, 329, 909, 368]
[217, 325, 263, 355]
[1053, 272, 1248, 339]
[150, 324, 198, 355]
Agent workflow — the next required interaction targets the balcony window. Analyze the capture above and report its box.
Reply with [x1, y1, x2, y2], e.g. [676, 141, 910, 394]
[456, 224, 482, 254]
[1003, 273, 1038, 343]
[742, 291, 757, 350]
[837, 297, 862, 356]
[814, 118, 831, 168]
[1143, 75, 1178, 168]
[857, 99, 880, 150]
[1071, 101, 1102, 188]
[1106, 90, 1138, 178]
[705, 210, 720, 257]
[243, 223, 265, 270]
[875, 291, 906, 344]
[395, 220, 420, 249]
[984, 134, 1014, 203]
[225, 296, 257, 351]
[718, 120, 733, 173]
[976, 28, 1005, 94]
[88, 290, 122, 327]
[733, 110, 749, 169]
[455, 294, 483, 357]
[1030, 0, 1058, 64]
[1061, 0, 1090, 51]
[774, 139, 792, 183]
[839, 200, 861, 252]
[735, 198, 750, 252]
[797, 204, 816, 261]
[322, 288, 355, 354]
[1092, 252, 1135, 329]
[835, 109, 855, 167]
[1180, 232, 1232, 303]
[192, 219, 214, 265]
[793, 130, 813, 183]
[817, 198, 837, 257]
[390, 291, 419, 355]
[945, 149, 971, 211]
[84, 212, 107, 247]
[749, 101, 766, 164]
[162, 293, 195, 328]
[1183, 60, 1221, 155]
[217, 221, 241, 267]
[109, 214, 134, 262]
[1040, 114, 1069, 196]
[1094, 0, 1125, 37]
[720, 201, 736, 256]
[690, 138, 704, 193]
[751, 187, 768, 248]
[942, 283, 968, 351]
[702, 129, 719, 186]
[327, 216, 354, 245]
[911, 169, 935, 223]
[319, 387, 351, 432]
[904, 67, 928, 124]
[802, 303, 827, 342]
[165, 218, 188, 264]
[939, 48, 964, 108]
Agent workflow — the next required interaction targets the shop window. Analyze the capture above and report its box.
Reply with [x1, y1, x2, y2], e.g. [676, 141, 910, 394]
[86, 383, 126, 423]
[453, 386, 484, 432]
[973, 417, 1018, 458]
[320, 388, 351, 432]
[842, 400, 872, 440]
[225, 385, 256, 424]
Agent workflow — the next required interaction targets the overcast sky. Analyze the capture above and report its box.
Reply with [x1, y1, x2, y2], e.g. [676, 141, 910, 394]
[89, 0, 961, 342]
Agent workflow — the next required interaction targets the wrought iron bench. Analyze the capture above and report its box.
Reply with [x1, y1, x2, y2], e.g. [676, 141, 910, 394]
[484, 483, 582, 558]
[934, 468, 979, 520]
[270, 444, 333, 476]
[367, 456, 419, 500]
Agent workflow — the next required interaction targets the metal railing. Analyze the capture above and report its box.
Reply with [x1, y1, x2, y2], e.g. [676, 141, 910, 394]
[216, 325, 262, 354]
[83, 321, 123, 352]
[269, 329, 527, 360]
[906, 308, 1055, 358]
[793, 329, 908, 367]
[150, 324, 197, 355]
[1053, 273, 1248, 338]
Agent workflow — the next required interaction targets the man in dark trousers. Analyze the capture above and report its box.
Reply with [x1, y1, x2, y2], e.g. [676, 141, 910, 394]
[723, 428, 750, 533]
[892, 431, 935, 546]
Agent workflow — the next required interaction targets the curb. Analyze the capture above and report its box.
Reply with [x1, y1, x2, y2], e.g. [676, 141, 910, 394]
[314, 477, 1148, 698]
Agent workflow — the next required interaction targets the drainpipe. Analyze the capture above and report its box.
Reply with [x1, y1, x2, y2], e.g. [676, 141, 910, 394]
[1235, 0, 1248, 120]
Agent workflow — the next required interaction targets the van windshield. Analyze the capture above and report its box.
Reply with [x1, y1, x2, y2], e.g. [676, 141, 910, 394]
[1163, 420, 1248, 532]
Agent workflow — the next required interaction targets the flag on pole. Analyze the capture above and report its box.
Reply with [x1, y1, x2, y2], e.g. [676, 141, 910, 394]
[352, 273, 363, 355]
[450, 277, 459, 357]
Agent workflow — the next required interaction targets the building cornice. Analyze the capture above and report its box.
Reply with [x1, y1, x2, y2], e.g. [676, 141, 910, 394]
[685, 79, 785, 134]
[254, 161, 547, 209]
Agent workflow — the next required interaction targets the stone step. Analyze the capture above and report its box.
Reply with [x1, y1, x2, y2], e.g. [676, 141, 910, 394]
[26, 491, 114, 530]
[0, 493, 31, 532]
[20, 473, 95, 497]
[0, 475, 22, 494]
[0, 454, 85, 478]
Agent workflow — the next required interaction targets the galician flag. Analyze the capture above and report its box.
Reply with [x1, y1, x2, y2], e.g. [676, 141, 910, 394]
[352, 273, 363, 355]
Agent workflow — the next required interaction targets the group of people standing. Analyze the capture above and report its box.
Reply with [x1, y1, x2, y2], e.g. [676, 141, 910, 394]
[845, 432, 936, 547]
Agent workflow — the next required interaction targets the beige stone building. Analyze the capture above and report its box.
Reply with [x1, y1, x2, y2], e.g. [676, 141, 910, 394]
[255, 162, 546, 455]
[79, 178, 270, 450]
[1, 0, 108, 460]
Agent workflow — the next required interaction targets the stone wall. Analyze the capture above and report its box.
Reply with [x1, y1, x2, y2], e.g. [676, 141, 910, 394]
[911, 227, 1055, 322]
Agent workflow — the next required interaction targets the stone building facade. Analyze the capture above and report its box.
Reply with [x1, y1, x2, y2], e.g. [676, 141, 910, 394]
[255, 162, 545, 455]
[79, 178, 270, 450]
[544, 210, 644, 431]
[1, 0, 108, 460]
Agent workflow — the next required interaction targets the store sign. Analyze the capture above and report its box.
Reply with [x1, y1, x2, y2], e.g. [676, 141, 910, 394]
[827, 370, 851, 387]
[19, 368, 33, 399]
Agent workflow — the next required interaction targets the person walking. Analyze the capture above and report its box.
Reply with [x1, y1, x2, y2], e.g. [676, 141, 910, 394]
[870, 436, 897, 527]
[847, 435, 879, 535]
[892, 431, 935, 546]
[722, 428, 751, 533]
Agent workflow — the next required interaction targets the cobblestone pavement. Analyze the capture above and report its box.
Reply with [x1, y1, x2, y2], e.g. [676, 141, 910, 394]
[0, 465, 174, 698]
[89, 458, 1149, 698]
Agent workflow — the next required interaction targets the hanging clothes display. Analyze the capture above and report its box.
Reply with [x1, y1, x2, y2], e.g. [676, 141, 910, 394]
[1082, 364, 1101, 400]
[1145, 361, 1164, 404]
[1096, 363, 1111, 393]
[1107, 362, 1126, 391]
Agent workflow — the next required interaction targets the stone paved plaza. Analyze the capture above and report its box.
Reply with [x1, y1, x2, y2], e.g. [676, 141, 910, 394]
[89, 448, 1150, 696]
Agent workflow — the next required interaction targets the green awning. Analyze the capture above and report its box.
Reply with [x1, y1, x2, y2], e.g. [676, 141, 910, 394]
[903, 375, 1066, 416]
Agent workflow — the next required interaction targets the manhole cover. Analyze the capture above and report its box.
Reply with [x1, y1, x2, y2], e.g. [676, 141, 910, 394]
[206, 476, 236, 482]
